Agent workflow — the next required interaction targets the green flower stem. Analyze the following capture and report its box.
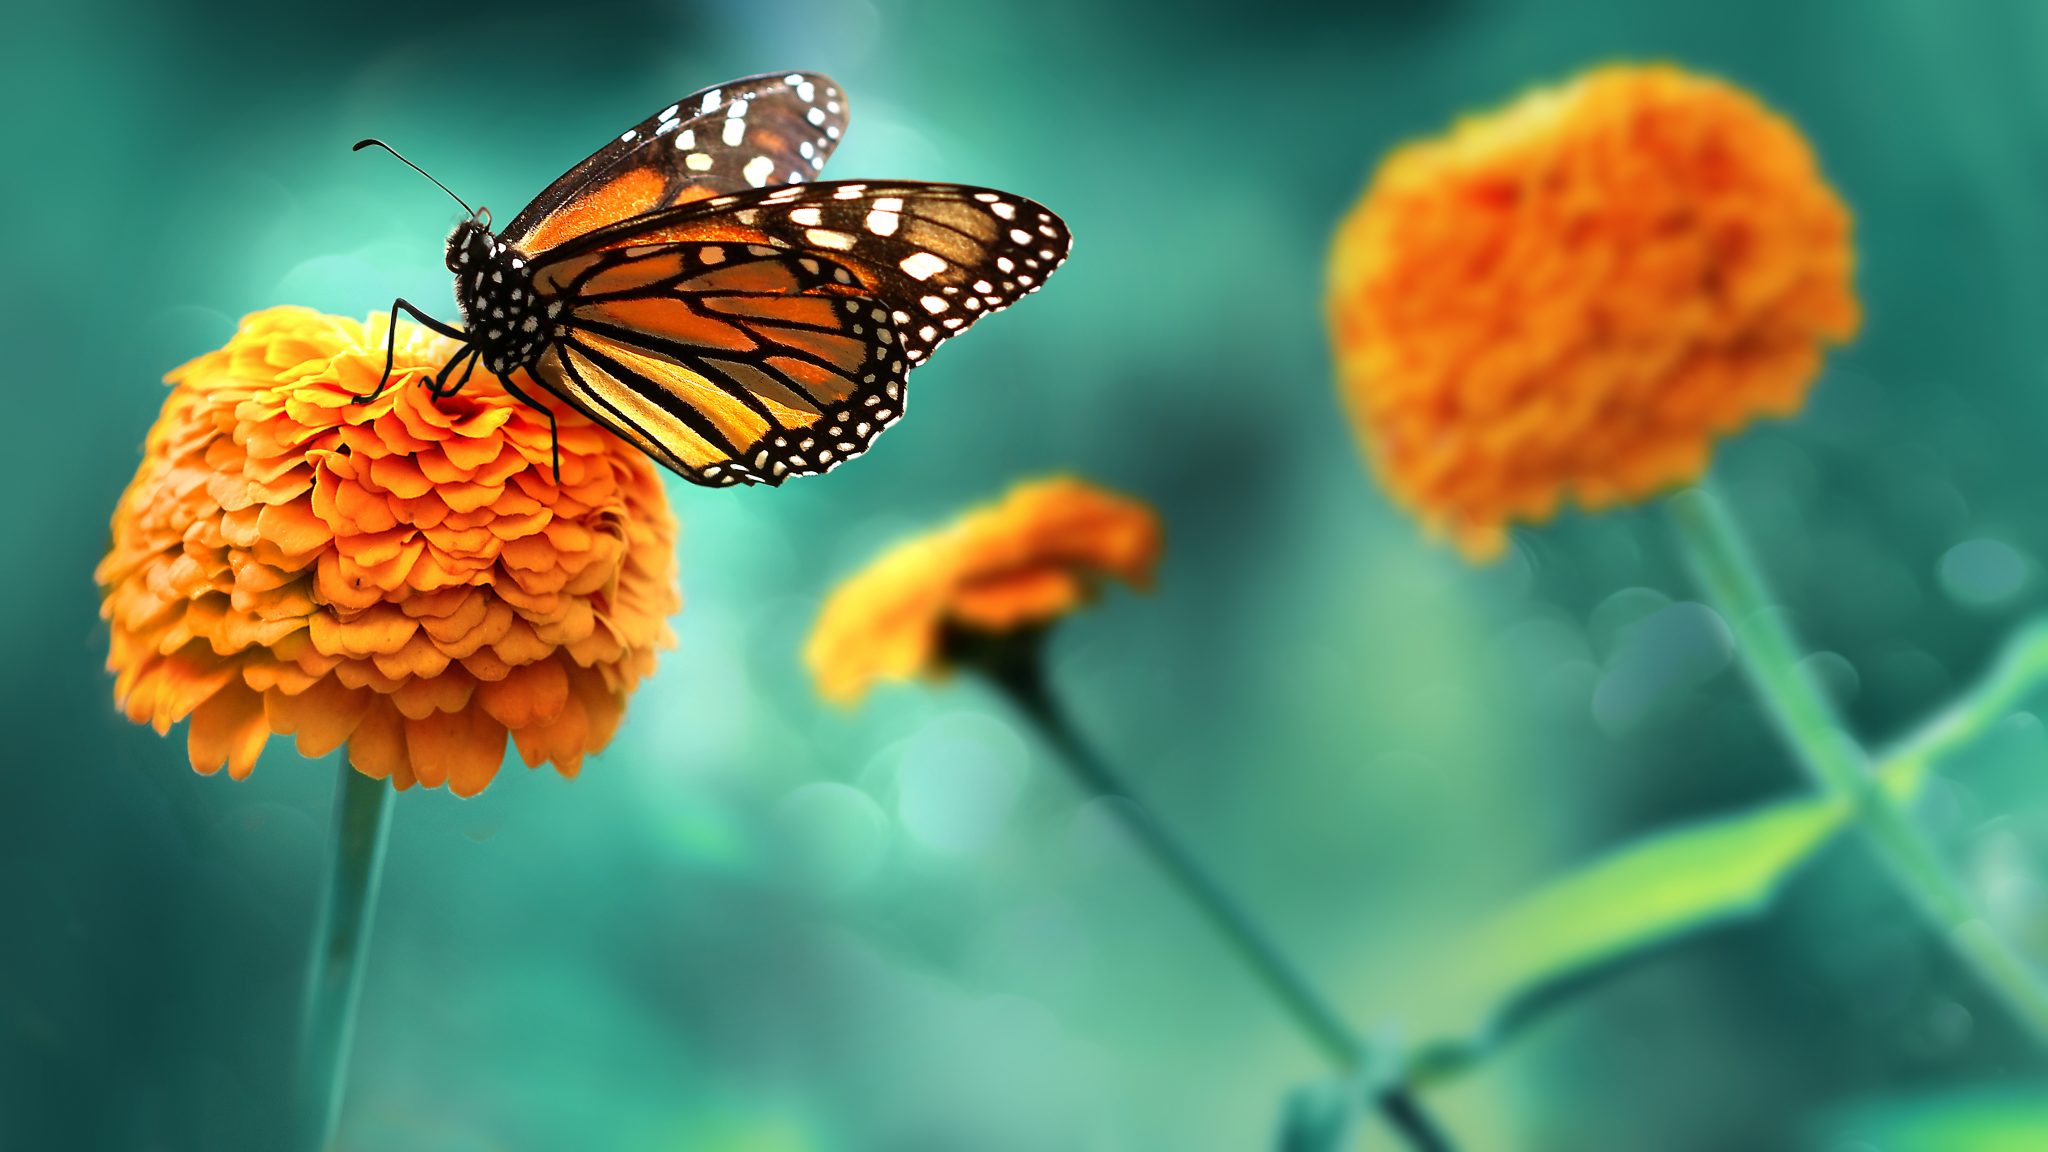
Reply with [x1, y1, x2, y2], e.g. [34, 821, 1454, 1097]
[1667, 486, 2048, 1043]
[972, 631, 1454, 1152]
[1880, 618, 2048, 773]
[294, 758, 395, 1151]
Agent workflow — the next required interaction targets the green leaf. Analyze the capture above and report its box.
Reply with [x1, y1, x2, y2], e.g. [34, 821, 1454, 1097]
[1826, 1086, 2048, 1152]
[1406, 792, 1852, 1081]
[1403, 754, 1936, 1084]
[1882, 618, 2048, 770]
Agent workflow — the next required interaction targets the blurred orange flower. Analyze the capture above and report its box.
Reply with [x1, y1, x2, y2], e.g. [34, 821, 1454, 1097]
[1329, 63, 1859, 559]
[806, 477, 1160, 704]
[96, 307, 680, 796]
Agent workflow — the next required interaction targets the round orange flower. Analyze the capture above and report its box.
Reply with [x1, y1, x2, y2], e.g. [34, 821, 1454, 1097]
[96, 307, 680, 796]
[806, 477, 1161, 704]
[1328, 63, 1860, 559]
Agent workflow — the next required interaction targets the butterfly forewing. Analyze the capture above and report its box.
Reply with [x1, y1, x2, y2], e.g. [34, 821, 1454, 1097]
[502, 71, 848, 255]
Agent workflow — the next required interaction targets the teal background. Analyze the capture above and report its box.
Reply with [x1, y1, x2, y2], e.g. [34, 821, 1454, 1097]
[8, 0, 2048, 1148]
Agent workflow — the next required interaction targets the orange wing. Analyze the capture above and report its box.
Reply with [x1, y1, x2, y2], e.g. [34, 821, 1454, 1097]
[502, 72, 849, 256]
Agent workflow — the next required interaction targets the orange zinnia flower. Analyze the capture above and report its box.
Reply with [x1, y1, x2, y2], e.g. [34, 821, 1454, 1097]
[96, 307, 680, 796]
[806, 477, 1161, 704]
[1328, 63, 1860, 559]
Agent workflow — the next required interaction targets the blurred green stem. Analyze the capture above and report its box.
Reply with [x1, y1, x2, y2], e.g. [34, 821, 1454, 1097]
[969, 629, 1454, 1152]
[1881, 617, 2048, 773]
[294, 758, 394, 1151]
[1667, 485, 2048, 1044]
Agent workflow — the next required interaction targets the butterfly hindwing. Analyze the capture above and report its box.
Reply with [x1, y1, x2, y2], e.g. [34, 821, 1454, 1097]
[502, 71, 848, 255]
[526, 242, 912, 486]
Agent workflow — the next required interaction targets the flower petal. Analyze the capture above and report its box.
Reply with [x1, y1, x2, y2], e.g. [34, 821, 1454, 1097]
[475, 657, 570, 729]
[265, 675, 371, 759]
[404, 708, 508, 797]
[187, 679, 269, 779]
[347, 698, 414, 790]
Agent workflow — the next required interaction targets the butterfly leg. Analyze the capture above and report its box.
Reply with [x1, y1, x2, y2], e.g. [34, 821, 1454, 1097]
[355, 298, 468, 405]
[429, 347, 480, 400]
[438, 349, 481, 399]
[498, 371, 563, 485]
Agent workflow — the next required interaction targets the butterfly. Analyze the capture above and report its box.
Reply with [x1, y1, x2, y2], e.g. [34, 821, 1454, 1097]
[357, 71, 1072, 485]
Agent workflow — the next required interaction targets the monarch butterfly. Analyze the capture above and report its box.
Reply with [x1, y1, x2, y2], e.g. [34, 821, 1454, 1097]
[358, 71, 1071, 485]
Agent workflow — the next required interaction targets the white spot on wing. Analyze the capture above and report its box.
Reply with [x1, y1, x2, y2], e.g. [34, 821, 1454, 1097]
[865, 209, 899, 236]
[743, 156, 774, 187]
[789, 206, 822, 226]
[686, 152, 713, 172]
[806, 228, 857, 251]
[722, 117, 745, 147]
[899, 252, 948, 281]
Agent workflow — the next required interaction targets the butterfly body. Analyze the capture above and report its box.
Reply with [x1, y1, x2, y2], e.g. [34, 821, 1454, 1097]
[362, 72, 1070, 487]
[446, 220, 554, 376]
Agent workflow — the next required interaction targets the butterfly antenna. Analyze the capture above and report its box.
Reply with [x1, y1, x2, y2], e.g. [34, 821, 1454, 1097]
[352, 138, 476, 216]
